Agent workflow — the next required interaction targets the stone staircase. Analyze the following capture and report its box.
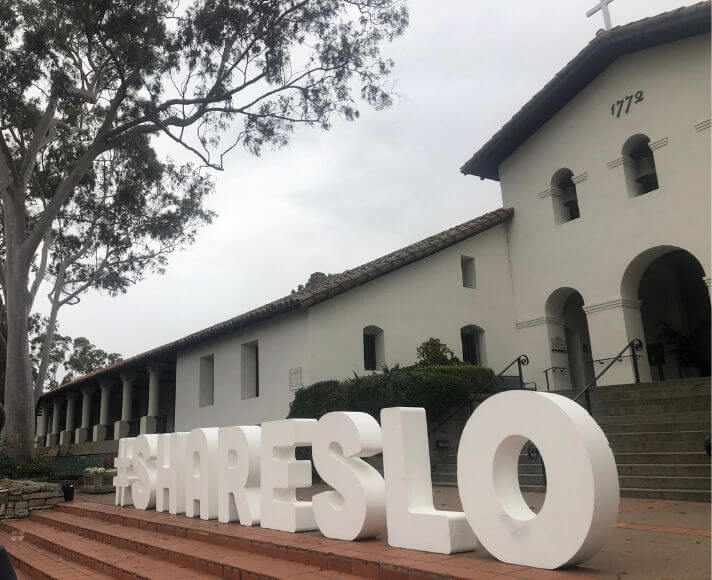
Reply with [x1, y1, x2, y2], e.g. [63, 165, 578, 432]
[431, 377, 711, 502]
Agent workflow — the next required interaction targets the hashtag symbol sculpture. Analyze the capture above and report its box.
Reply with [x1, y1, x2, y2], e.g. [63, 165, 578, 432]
[114, 437, 137, 506]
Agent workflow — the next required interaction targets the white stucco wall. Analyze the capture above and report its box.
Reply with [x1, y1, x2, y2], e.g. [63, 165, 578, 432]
[174, 310, 310, 430]
[498, 34, 711, 387]
[307, 223, 519, 382]
[172, 34, 711, 429]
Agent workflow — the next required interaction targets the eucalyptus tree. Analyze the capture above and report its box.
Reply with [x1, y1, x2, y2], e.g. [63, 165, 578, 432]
[31, 141, 213, 401]
[0, 0, 408, 459]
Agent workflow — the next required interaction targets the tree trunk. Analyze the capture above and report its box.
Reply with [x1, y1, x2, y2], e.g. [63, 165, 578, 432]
[0, 181, 35, 461]
[34, 272, 63, 403]
[0, 259, 34, 461]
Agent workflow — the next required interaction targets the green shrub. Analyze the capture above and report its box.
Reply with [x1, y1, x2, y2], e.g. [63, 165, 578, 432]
[420, 365, 495, 393]
[416, 338, 461, 366]
[0, 454, 52, 479]
[14, 456, 52, 479]
[0, 455, 16, 477]
[287, 380, 345, 419]
[290, 367, 471, 424]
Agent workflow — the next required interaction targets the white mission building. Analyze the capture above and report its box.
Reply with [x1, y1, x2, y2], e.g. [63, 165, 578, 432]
[36, 5, 711, 455]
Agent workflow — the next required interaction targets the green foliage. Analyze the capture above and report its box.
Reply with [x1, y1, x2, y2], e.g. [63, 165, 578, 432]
[288, 367, 474, 424]
[0, 454, 52, 479]
[419, 365, 495, 393]
[416, 338, 461, 366]
[287, 380, 345, 420]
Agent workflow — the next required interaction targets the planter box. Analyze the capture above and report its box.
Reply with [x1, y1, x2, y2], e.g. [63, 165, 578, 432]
[81, 473, 115, 494]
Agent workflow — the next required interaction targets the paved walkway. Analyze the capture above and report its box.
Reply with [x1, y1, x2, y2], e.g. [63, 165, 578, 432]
[75, 487, 711, 579]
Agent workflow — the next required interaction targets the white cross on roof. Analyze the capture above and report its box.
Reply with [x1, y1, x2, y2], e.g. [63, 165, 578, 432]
[587, 0, 615, 31]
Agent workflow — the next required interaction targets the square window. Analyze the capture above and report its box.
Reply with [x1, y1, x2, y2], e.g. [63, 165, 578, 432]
[199, 355, 215, 407]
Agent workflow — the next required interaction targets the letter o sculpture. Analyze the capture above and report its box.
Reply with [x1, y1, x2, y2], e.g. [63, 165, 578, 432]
[457, 391, 619, 569]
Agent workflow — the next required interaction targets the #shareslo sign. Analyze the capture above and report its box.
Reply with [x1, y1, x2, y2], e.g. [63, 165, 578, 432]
[114, 391, 620, 570]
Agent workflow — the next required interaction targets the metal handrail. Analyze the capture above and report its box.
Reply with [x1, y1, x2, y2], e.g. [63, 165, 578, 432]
[543, 366, 568, 391]
[573, 339, 644, 413]
[476, 354, 530, 398]
[430, 354, 531, 434]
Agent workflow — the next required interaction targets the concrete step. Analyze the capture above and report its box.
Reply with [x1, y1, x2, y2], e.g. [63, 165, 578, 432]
[0, 527, 114, 580]
[1, 518, 218, 579]
[618, 475, 711, 491]
[606, 430, 710, 443]
[611, 440, 708, 453]
[593, 399, 711, 417]
[619, 487, 712, 502]
[596, 411, 711, 425]
[613, 452, 711, 465]
[432, 472, 457, 486]
[616, 463, 711, 477]
[590, 384, 711, 403]
[592, 377, 711, 393]
[601, 420, 711, 433]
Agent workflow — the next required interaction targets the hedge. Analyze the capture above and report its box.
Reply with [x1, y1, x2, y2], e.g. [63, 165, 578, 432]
[419, 364, 495, 393]
[287, 366, 487, 423]
[287, 380, 345, 420]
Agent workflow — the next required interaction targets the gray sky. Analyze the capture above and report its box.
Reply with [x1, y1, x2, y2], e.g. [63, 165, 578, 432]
[43, 0, 692, 358]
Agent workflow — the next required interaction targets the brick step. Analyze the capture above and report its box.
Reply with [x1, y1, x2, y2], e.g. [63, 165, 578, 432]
[0, 527, 114, 580]
[613, 451, 711, 465]
[606, 430, 710, 443]
[619, 487, 712, 502]
[0, 518, 218, 579]
[618, 475, 711, 491]
[593, 399, 711, 416]
[611, 440, 707, 453]
[616, 463, 711, 477]
[596, 411, 711, 425]
[590, 384, 711, 402]
[28, 509, 355, 579]
[601, 420, 711, 433]
[54, 501, 527, 579]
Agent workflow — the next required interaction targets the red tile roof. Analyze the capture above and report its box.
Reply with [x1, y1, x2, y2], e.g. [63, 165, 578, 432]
[461, 2, 711, 181]
[38, 207, 514, 402]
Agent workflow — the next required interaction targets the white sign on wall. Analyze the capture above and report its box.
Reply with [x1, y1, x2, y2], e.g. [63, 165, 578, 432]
[114, 391, 620, 570]
[288, 367, 304, 391]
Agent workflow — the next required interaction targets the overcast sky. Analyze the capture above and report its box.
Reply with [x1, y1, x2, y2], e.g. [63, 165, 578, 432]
[41, 0, 692, 358]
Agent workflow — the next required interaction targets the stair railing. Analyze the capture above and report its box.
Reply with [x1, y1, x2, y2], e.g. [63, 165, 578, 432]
[429, 354, 531, 434]
[474, 354, 531, 401]
[573, 338, 644, 413]
[543, 366, 567, 391]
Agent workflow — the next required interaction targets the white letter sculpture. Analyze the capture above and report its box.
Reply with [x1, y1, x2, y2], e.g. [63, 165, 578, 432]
[114, 437, 137, 507]
[218, 425, 262, 525]
[185, 427, 220, 520]
[381, 407, 476, 554]
[156, 432, 189, 515]
[312, 412, 386, 540]
[260, 419, 317, 532]
[131, 434, 158, 510]
[457, 391, 619, 569]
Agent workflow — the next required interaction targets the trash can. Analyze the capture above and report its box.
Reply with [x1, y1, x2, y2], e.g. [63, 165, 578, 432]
[62, 483, 74, 502]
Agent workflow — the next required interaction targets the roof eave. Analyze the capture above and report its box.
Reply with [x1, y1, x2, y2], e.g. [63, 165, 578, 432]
[461, 2, 712, 181]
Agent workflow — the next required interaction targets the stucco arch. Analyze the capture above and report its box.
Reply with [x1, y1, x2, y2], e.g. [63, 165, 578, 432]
[620, 245, 708, 301]
[543, 287, 593, 389]
[460, 324, 487, 366]
[621, 133, 652, 156]
[545, 287, 585, 317]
